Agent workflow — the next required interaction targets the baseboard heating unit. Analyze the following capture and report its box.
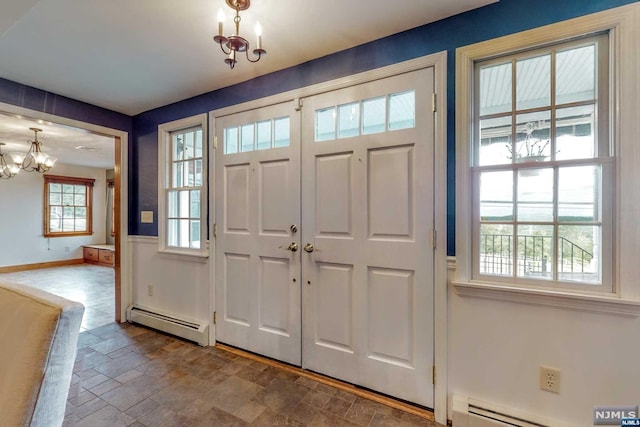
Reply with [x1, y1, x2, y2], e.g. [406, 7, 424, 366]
[452, 395, 564, 427]
[126, 305, 209, 346]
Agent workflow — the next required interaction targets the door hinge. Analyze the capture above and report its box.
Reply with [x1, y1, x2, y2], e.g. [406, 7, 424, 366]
[213, 135, 218, 149]
[213, 223, 217, 239]
[295, 98, 303, 111]
[432, 229, 437, 249]
[431, 93, 437, 113]
[432, 365, 436, 385]
[213, 311, 217, 325]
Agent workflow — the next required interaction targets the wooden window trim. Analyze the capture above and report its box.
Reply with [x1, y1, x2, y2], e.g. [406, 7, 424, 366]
[44, 175, 95, 237]
[108, 179, 115, 237]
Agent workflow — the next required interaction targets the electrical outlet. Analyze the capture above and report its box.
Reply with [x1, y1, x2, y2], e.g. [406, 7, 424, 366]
[147, 285, 154, 296]
[540, 366, 560, 393]
[64, 246, 70, 253]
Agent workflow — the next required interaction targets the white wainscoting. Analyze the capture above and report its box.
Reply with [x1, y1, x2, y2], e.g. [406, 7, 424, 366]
[128, 236, 211, 329]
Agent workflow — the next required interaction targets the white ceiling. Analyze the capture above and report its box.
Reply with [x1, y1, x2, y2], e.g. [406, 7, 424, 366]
[0, 113, 115, 169]
[0, 0, 497, 168]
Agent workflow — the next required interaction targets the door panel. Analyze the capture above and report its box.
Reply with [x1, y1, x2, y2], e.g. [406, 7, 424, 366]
[314, 262, 354, 353]
[315, 153, 353, 236]
[215, 101, 301, 365]
[259, 160, 291, 235]
[368, 145, 413, 239]
[301, 68, 435, 407]
[258, 256, 291, 335]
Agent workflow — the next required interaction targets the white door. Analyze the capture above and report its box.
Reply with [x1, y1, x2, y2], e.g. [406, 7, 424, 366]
[214, 101, 302, 365]
[300, 68, 435, 406]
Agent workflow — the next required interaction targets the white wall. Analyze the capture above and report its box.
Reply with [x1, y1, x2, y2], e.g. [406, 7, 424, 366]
[448, 280, 640, 426]
[129, 237, 210, 325]
[0, 163, 108, 267]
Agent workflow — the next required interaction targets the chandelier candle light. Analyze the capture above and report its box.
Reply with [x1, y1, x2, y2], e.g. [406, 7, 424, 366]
[0, 143, 20, 179]
[9, 128, 57, 175]
[214, 0, 266, 69]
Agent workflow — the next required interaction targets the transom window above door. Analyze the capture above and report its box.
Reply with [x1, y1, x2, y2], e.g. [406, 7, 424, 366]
[315, 90, 415, 142]
[224, 116, 290, 154]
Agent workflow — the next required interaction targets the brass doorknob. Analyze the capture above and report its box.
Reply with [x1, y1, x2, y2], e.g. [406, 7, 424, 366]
[279, 242, 298, 252]
[303, 243, 314, 253]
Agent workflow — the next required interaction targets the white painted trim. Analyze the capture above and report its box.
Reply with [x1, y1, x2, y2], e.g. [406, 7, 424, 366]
[208, 112, 217, 346]
[128, 235, 158, 244]
[0, 101, 130, 321]
[209, 51, 449, 424]
[452, 281, 640, 317]
[431, 50, 448, 426]
[447, 256, 457, 272]
[157, 113, 209, 258]
[455, 4, 640, 302]
[211, 54, 445, 119]
[449, 254, 640, 316]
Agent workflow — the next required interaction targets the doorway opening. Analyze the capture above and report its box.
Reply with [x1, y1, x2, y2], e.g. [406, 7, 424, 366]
[0, 104, 129, 326]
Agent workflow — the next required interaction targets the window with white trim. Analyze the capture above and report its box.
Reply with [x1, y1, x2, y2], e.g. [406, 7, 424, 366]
[471, 34, 613, 292]
[158, 114, 207, 255]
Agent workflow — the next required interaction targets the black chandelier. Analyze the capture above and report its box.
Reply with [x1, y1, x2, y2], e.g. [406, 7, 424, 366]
[214, 0, 266, 69]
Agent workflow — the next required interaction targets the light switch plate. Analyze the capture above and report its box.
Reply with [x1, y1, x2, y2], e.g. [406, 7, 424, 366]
[141, 210, 154, 224]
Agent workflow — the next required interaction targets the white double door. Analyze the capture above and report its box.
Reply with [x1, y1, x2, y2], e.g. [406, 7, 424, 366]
[215, 68, 435, 407]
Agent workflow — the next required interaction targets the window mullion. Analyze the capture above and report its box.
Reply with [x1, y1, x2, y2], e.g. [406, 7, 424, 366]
[552, 167, 559, 282]
[512, 168, 518, 278]
[510, 58, 517, 279]
[550, 49, 558, 282]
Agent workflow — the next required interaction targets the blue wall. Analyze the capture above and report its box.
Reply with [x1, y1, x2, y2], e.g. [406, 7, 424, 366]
[0, 77, 131, 133]
[130, 0, 638, 255]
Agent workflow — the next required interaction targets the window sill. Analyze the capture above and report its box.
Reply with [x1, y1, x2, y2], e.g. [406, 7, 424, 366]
[452, 281, 640, 317]
[157, 247, 209, 262]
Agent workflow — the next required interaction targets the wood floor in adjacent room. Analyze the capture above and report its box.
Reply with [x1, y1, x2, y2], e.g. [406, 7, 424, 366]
[0, 264, 443, 426]
[0, 263, 115, 331]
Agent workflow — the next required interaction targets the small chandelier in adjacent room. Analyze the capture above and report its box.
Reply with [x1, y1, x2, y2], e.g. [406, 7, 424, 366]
[10, 127, 57, 174]
[214, 0, 266, 69]
[0, 143, 20, 179]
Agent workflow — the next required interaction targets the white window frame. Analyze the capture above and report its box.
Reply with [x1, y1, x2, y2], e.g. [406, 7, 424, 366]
[454, 4, 640, 315]
[158, 113, 208, 257]
[472, 35, 612, 292]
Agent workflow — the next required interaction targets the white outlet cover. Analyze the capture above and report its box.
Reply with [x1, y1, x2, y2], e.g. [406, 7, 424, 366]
[539, 366, 561, 393]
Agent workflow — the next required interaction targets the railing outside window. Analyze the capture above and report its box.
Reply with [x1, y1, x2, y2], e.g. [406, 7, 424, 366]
[480, 234, 593, 279]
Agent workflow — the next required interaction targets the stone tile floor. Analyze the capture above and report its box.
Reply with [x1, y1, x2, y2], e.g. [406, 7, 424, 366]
[64, 323, 442, 427]
[0, 265, 442, 426]
[0, 263, 115, 331]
